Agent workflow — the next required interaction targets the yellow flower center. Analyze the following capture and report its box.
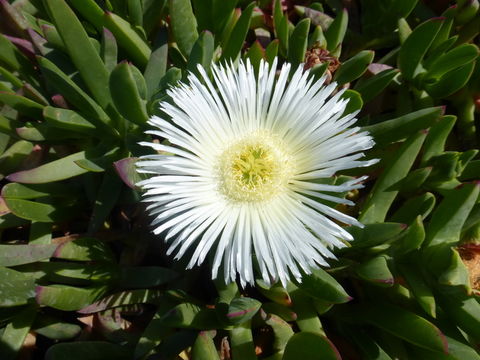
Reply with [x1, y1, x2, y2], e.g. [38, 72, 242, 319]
[217, 131, 293, 202]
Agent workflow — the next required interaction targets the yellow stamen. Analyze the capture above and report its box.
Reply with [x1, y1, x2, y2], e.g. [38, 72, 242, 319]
[217, 131, 293, 202]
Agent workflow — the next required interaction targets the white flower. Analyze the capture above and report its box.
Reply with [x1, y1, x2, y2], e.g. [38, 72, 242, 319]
[137, 59, 377, 287]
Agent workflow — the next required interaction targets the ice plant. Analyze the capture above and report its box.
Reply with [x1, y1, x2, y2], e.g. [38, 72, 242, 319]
[137, 59, 376, 286]
[2, 0, 480, 357]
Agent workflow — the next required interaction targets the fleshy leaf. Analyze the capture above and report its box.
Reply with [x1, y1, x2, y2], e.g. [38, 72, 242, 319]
[53, 237, 115, 262]
[36, 285, 107, 311]
[296, 268, 351, 304]
[226, 297, 261, 325]
[283, 332, 341, 360]
[0, 267, 35, 306]
[0, 244, 57, 266]
[169, 0, 198, 57]
[359, 303, 448, 353]
[7, 151, 89, 183]
[356, 256, 394, 287]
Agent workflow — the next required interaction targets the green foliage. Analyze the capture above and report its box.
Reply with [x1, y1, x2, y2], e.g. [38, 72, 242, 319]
[0, 0, 479, 359]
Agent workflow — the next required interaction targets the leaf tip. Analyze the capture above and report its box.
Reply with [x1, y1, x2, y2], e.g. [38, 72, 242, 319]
[35, 285, 45, 304]
[113, 157, 139, 189]
[102, 27, 114, 38]
[5, 172, 19, 183]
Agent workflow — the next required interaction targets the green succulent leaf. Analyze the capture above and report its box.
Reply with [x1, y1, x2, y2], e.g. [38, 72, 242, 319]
[6, 151, 89, 184]
[425, 183, 479, 249]
[78, 289, 162, 314]
[341, 89, 363, 115]
[53, 237, 115, 262]
[262, 302, 297, 322]
[66, 0, 104, 29]
[44, 0, 110, 108]
[257, 281, 292, 306]
[398, 18, 444, 80]
[347, 222, 406, 249]
[335, 50, 374, 85]
[356, 256, 394, 287]
[296, 268, 351, 304]
[440, 293, 480, 343]
[355, 68, 399, 103]
[144, 27, 168, 99]
[0, 306, 36, 360]
[0, 267, 36, 306]
[0, 33, 36, 80]
[388, 167, 432, 192]
[103, 11, 151, 68]
[390, 193, 436, 224]
[161, 303, 221, 329]
[0, 93, 44, 119]
[296, 6, 332, 30]
[16, 261, 115, 284]
[283, 332, 341, 360]
[36, 285, 107, 311]
[425, 61, 475, 98]
[288, 18, 311, 66]
[3, 198, 78, 222]
[110, 61, 149, 125]
[1, 182, 74, 199]
[227, 297, 261, 325]
[438, 248, 471, 291]
[87, 170, 123, 233]
[425, 44, 479, 80]
[289, 286, 324, 335]
[43, 106, 97, 134]
[33, 316, 81, 340]
[0, 140, 33, 179]
[272, 0, 286, 53]
[188, 30, 215, 76]
[264, 313, 294, 354]
[394, 215, 426, 254]
[229, 322, 257, 360]
[212, 0, 238, 35]
[398, 261, 436, 318]
[169, 0, 199, 57]
[245, 40, 265, 72]
[422, 115, 457, 164]
[359, 303, 448, 353]
[100, 28, 118, 73]
[221, 2, 255, 62]
[37, 56, 116, 133]
[0, 244, 57, 266]
[360, 130, 427, 223]
[412, 336, 480, 360]
[324, 8, 348, 52]
[363, 107, 443, 146]
[192, 331, 220, 360]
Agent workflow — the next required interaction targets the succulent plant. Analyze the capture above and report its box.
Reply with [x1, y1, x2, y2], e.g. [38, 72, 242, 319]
[0, 0, 479, 359]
